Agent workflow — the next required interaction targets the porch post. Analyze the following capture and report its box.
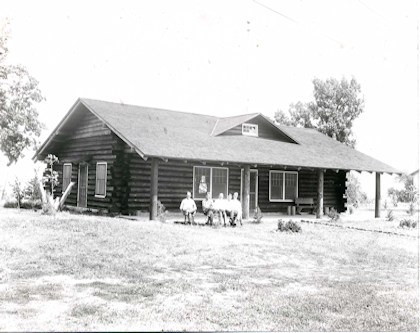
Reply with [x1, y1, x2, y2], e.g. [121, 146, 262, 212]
[150, 158, 159, 220]
[243, 165, 251, 220]
[375, 172, 381, 218]
[316, 169, 324, 219]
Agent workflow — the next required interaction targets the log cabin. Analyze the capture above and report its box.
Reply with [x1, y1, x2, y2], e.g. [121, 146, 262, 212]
[33, 98, 400, 219]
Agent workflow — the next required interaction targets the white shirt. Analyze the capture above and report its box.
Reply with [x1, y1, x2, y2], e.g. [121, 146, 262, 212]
[231, 199, 242, 213]
[180, 198, 197, 212]
[214, 199, 227, 211]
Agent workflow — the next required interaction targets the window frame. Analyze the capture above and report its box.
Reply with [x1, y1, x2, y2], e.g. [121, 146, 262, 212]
[242, 123, 259, 137]
[269, 170, 298, 202]
[193, 165, 229, 200]
[95, 162, 107, 198]
[62, 163, 72, 193]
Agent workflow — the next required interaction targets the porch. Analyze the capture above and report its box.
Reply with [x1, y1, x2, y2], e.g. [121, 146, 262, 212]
[147, 158, 384, 221]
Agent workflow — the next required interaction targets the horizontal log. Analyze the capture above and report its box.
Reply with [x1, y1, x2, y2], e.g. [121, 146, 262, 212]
[68, 130, 111, 140]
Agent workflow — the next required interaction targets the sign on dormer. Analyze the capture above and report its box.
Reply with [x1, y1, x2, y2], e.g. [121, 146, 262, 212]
[242, 123, 258, 137]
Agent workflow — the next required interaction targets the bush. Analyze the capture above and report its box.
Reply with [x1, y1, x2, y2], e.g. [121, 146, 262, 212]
[24, 172, 43, 201]
[3, 200, 18, 208]
[407, 202, 416, 216]
[277, 219, 302, 233]
[399, 219, 417, 229]
[385, 210, 394, 222]
[327, 208, 341, 222]
[3, 199, 42, 210]
[12, 177, 24, 208]
[42, 201, 56, 216]
[252, 206, 263, 223]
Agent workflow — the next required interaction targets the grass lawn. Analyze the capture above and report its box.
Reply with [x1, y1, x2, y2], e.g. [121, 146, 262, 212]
[0, 208, 418, 331]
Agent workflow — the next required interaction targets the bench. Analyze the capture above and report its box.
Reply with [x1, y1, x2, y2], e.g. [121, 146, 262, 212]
[295, 197, 314, 214]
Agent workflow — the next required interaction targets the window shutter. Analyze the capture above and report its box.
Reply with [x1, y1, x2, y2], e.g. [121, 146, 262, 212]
[62, 164, 72, 192]
[95, 163, 107, 196]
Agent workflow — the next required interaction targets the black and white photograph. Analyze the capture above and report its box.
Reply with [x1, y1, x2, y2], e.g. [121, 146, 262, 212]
[0, 0, 418, 331]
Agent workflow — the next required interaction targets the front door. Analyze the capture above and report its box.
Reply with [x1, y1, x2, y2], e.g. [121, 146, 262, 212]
[77, 164, 88, 207]
[241, 169, 258, 214]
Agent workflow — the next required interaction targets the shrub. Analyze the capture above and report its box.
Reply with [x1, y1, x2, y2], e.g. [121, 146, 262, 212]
[3, 200, 18, 208]
[3, 199, 42, 210]
[277, 219, 302, 233]
[42, 154, 59, 195]
[24, 171, 43, 201]
[41, 194, 59, 216]
[252, 206, 263, 223]
[157, 200, 167, 222]
[407, 202, 416, 216]
[385, 210, 394, 222]
[399, 219, 417, 229]
[327, 208, 341, 222]
[12, 177, 24, 209]
[42, 201, 56, 215]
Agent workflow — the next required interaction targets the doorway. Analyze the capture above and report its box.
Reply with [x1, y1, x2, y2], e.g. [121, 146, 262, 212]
[77, 164, 88, 207]
[241, 169, 258, 214]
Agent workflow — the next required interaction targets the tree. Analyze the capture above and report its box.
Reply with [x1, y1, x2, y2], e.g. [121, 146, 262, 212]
[12, 177, 23, 209]
[387, 174, 418, 204]
[0, 21, 44, 165]
[274, 77, 364, 147]
[24, 169, 42, 201]
[345, 172, 368, 208]
[42, 154, 59, 195]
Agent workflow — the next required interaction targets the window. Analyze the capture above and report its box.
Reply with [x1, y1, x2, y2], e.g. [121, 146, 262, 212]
[242, 123, 258, 137]
[269, 171, 298, 201]
[193, 166, 228, 199]
[62, 163, 72, 193]
[95, 162, 107, 197]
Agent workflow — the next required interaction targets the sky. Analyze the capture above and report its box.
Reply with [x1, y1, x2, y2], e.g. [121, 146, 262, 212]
[0, 0, 419, 198]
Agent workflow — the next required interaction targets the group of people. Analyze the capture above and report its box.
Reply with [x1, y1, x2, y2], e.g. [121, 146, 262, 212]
[179, 191, 242, 227]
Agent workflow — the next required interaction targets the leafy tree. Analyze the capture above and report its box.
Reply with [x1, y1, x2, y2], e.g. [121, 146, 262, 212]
[345, 172, 368, 208]
[24, 169, 42, 201]
[274, 77, 364, 147]
[387, 174, 418, 204]
[273, 109, 291, 126]
[0, 21, 44, 165]
[12, 177, 23, 209]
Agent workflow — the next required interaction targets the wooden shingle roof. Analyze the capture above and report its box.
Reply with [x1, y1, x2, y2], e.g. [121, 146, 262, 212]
[35, 98, 401, 174]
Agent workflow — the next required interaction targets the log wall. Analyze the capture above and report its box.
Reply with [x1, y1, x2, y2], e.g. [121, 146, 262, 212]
[255, 167, 346, 213]
[52, 109, 117, 210]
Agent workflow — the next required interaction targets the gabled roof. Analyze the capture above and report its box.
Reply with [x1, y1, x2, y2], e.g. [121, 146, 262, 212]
[34, 98, 401, 174]
[211, 113, 259, 136]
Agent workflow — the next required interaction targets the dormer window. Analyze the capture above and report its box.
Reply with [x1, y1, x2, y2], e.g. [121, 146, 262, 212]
[242, 123, 258, 137]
